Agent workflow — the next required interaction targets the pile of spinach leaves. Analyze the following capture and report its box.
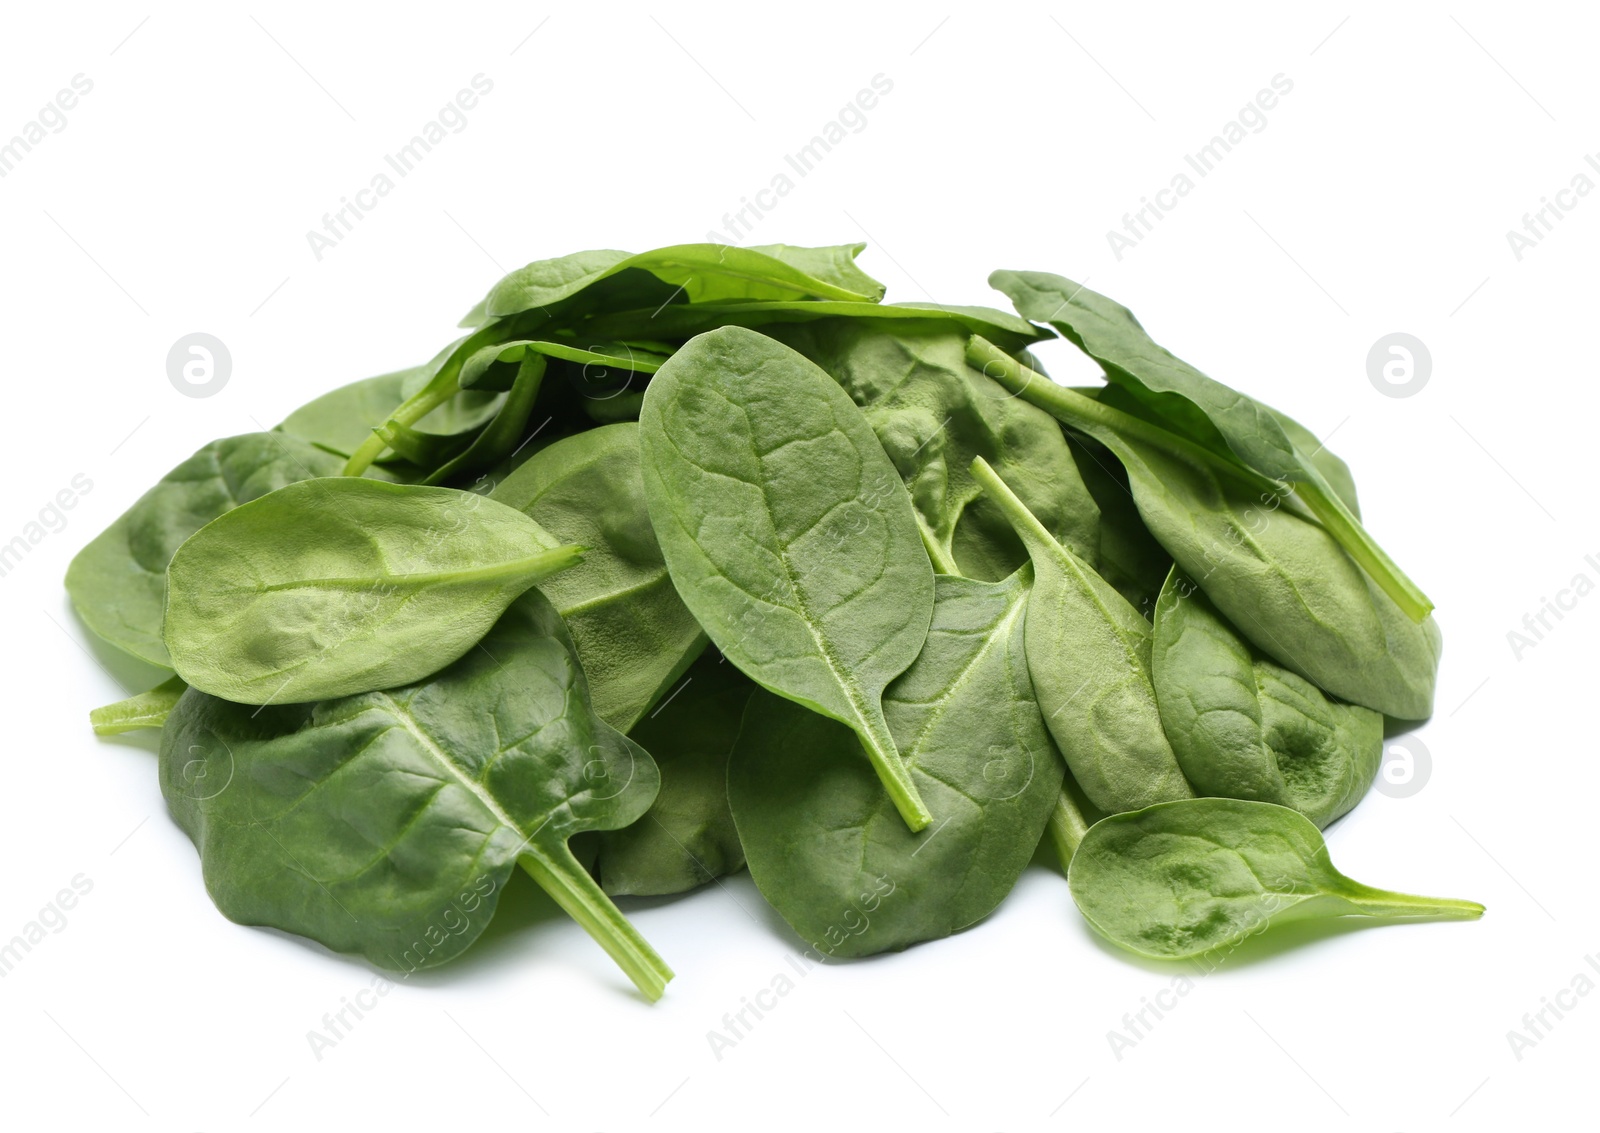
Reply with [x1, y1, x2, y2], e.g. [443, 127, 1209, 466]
[67, 243, 1478, 998]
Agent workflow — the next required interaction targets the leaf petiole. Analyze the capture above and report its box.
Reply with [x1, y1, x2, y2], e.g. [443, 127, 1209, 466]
[518, 845, 675, 1001]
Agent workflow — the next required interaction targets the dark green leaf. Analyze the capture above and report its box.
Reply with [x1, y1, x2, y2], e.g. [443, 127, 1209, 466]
[161, 591, 673, 997]
[730, 572, 1063, 956]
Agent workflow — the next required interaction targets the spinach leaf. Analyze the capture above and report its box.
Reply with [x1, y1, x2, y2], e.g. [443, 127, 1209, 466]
[164, 478, 581, 704]
[968, 340, 1442, 720]
[470, 242, 886, 325]
[991, 272, 1426, 619]
[582, 299, 1051, 356]
[1067, 798, 1483, 960]
[160, 590, 673, 998]
[490, 422, 707, 732]
[65, 433, 345, 667]
[89, 675, 187, 735]
[764, 321, 1100, 579]
[639, 326, 936, 830]
[729, 571, 1063, 956]
[1067, 434, 1171, 617]
[971, 457, 1192, 812]
[1152, 567, 1382, 827]
[590, 652, 754, 897]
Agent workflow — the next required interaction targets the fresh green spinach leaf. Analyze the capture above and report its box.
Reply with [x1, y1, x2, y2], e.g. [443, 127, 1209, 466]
[640, 326, 936, 830]
[1067, 798, 1483, 960]
[470, 242, 886, 325]
[1152, 567, 1382, 827]
[161, 590, 673, 998]
[971, 457, 1193, 812]
[164, 478, 581, 704]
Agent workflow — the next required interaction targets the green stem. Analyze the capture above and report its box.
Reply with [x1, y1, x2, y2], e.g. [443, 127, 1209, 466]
[342, 381, 462, 476]
[968, 338, 1279, 495]
[914, 514, 960, 575]
[857, 721, 934, 832]
[1337, 881, 1485, 920]
[968, 337, 1434, 623]
[518, 844, 674, 1001]
[1297, 481, 1434, 621]
[89, 674, 187, 736]
[1047, 786, 1090, 872]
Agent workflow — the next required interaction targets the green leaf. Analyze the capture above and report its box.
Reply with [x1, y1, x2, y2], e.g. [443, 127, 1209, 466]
[639, 326, 936, 831]
[490, 422, 707, 732]
[1152, 568, 1383, 827]
[967, 340, 1442, 720]
[1068, 798, 1483, 960]
[745, 241, 886, 300]
[765, 321, 1100, 579]
[89, 675, 187, 735]
[65, 433, 345, 667]
[475, 243, 886, 323]
[971, 458, 1193, 813]
[730, 571, 1064, 956]
[163, 478, 581, 704]
[160, 590, 673, 998]
[591, 652, 754, 897]
[583, 299, 1051, 355]
[991, 271, 1426, 618]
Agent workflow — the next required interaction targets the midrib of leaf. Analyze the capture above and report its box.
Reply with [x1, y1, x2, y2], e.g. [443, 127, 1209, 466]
[554, 566, 672, 619]
[897, 587, 1026, 769]
[374, 691, 539, 846]
[248, 546, 577, 594]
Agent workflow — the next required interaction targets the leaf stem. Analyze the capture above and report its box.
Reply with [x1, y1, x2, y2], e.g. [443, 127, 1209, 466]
[913, 514, 960, 575]
[856, 723, 933, 832]
[518, 844, 675, 1001]
[1047, 785, 1091, 871]
[1337, 880, 1485, 920]
[968, 336, 1434, 623]
[1296, 481, 1434, 621]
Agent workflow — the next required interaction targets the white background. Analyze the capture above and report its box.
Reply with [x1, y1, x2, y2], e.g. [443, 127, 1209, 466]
[1, 2, 1593, 1130]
